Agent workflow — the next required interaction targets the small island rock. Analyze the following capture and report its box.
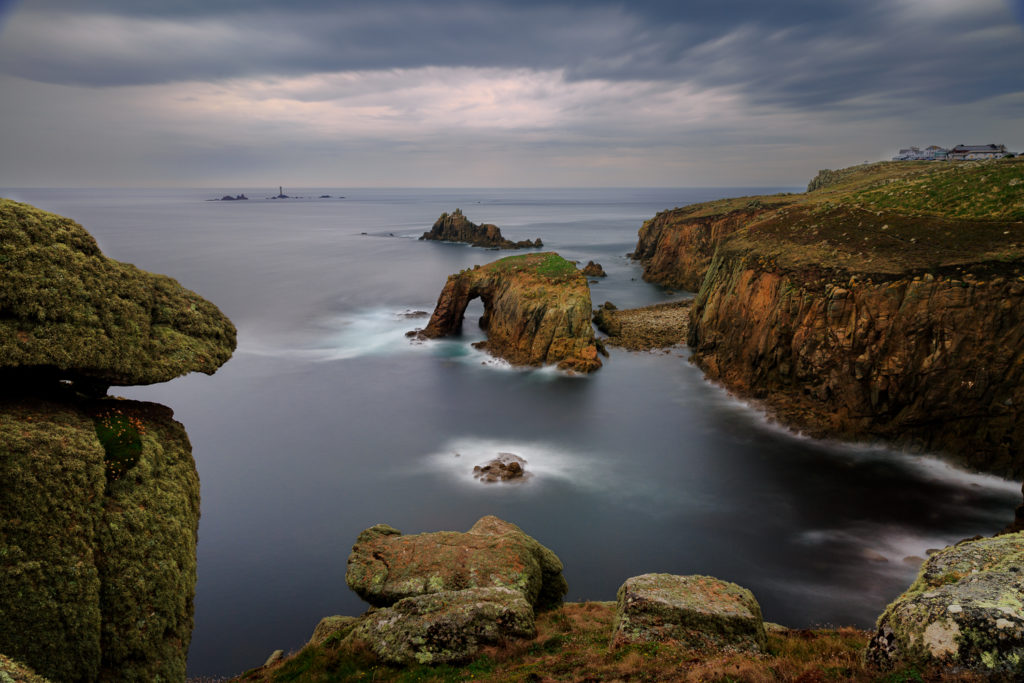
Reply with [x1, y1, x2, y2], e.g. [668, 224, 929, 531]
[581, 260, 607, 277]
[473, 452, 529, 482]
[419, 208, 541, 249]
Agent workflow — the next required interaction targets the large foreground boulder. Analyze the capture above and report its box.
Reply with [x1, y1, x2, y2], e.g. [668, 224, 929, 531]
[346, 516, 568, 610]
[867, 533, 1024, 676]
[610, 573, 766, 653]
[349, 587, 536, 665]
[0, 198, 236, 388]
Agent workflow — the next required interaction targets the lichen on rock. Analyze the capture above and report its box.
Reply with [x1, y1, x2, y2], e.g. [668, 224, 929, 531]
[610, 573, 766, 654]
[416, 252, 601, 372]
[867, 533, 1024, 676]
[346, 515, 568, 611]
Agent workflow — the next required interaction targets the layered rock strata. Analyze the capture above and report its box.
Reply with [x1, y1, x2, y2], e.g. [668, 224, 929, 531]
[417, 252, 602, 373]
[867, 533, 1024, 676]
[634, 159, 1024, 476]
[0, 199, 235, 681]
[419, 208, 542, 249]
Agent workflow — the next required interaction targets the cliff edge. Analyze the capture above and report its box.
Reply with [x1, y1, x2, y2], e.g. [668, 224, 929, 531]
[418, 252, 601, 372]
[635, 159, 1024, 476]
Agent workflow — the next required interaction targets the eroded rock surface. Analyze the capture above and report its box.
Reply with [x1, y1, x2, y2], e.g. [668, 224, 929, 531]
[346, 515, 568, 610]
[610, 573, 766, 653]
[867, 533, 1024, 676]
[419, 208, 542, 249]
[418, 252, 601, 372]
[348, 587, 536, 665]
[0, 199, 236, 388]
[473, 452, 529, 482]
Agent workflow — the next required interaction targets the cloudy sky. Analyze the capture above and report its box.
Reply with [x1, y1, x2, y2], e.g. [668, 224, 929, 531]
[1, 0, 1022, 188]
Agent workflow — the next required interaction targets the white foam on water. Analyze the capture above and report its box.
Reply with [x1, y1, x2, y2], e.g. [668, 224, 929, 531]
[795, 524, 955, 569]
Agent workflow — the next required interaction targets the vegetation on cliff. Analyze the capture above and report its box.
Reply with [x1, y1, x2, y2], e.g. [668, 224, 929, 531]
[632, 158, 1024, 476]
[419, 208, 542, 249]
[418, 252, 602, 372]
[0, 198, 236, 389]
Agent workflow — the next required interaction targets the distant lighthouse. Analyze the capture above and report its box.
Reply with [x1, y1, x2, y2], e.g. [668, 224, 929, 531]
[276, 186, 289, 199]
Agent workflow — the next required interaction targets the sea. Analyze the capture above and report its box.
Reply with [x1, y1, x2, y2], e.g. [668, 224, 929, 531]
[3, 186, 1019, 677]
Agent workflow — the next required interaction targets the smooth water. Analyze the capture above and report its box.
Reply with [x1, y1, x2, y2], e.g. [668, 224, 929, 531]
[4, 187, 1019, 677]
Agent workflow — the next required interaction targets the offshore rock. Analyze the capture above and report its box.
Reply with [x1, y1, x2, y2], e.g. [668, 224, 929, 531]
[610, 573, 766, 653]
[419, 252, 601, 372]
[347, 587, 536, 666]
[0, 398, 200, 682]
[473, 452, 529, 482]
[0, 199, 236, 388]
[346, 515, 568, 610]
[867, 533, 1024, 676]
[419, 208, 542, 249]
[581, 260, 607, 277]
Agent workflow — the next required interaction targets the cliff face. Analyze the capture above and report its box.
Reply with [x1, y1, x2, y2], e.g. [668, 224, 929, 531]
[636, 159, 1024, 476]
[419, 252, 601, 372]
[0, 200, 235, 680]
[419, 208, 542, 249]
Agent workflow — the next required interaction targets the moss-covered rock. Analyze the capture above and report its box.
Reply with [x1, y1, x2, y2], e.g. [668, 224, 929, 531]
[0, 653, 53, 683]
[610, 573, 766, 654]
[309, 615, 360, 647]
[0, 198, 236, 387]
[0, 398, 199, 682]
[347, 587, 536, 666]
[867, 533, 1024, 676]
[346, 516, 568, 611]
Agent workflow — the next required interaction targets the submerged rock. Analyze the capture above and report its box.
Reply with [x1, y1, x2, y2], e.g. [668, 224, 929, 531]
[473, 452, 529, 482]
[419, 208, 541, 249]
[418, 252, 601, 372]
[346, 515, 568, 610]
[0, 199, 236, 388]
[867, 533, 1024, 676]
[610, 573, 766, 654]
[349, 587, 536, 665]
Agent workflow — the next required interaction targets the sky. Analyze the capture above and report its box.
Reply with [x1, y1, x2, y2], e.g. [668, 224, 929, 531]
[0, 0, 1022, 188]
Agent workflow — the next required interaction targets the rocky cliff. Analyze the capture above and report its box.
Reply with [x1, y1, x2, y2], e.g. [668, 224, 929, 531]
[418, 252, 602, 372]
[419, 208, 542, 249]
[0, 199, 235, 680]
[636, 159, 1024, 476]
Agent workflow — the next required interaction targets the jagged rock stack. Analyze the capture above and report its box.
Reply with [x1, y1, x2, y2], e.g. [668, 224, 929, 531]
[0, 199, 236, 681]
[419, 208, 542, 249]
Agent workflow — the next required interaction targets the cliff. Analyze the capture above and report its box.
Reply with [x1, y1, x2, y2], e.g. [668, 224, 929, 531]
[635, 159, 1024, 476]
[418, 252, 601, 372]
[419, 208, 542, 249]
[0, 200, 235, 680]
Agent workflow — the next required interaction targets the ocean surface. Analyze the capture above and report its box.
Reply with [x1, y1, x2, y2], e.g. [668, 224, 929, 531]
[4, 186, 1020, 677]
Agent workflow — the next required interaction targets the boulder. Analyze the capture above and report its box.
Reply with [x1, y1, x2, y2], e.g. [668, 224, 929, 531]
[867, 533, 1024, 676]
[610, 573, 766, 653]
[473, 452, 530, 483]
[346, 516, 567, 610]
[347, 587, 535, 665]
[309, 615, 360, 647]
[0, 199, 236, 388]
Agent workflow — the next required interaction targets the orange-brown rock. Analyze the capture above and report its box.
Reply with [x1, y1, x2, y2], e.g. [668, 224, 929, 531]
[581, 261, 607, 277]
[418, 252, 601, 373]
[419, 208, 542, 249]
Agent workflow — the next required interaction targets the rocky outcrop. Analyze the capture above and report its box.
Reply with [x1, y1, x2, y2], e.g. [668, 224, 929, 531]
[0, 198, 236, 390]
[473, 452, 529, 482]
[634, 160, 1024, 476]
[610, 574, 766, 653]
[867, 533, 1024, 676]
[419, 208, 542, 249]
[417, 252, 602, 373]
[349, 587, 536, 665]
[0, 200, 235, 681]
[581, 260, 606, 277]
[346, 515, 568, 611]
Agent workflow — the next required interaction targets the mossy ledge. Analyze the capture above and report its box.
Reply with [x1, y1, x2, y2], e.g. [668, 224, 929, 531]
[416, 252, 602, 373]
[0, 198, 236, 389]
[633, 159, 1024, 476]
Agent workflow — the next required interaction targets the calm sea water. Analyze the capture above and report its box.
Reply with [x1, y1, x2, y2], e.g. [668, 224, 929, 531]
[4, 187, 1019, 677]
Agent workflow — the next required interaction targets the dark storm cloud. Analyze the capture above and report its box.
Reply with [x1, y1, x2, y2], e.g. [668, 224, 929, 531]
[2, 0, 1022, 113]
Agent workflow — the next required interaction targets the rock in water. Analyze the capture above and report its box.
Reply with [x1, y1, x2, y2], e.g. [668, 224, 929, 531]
[346, 515, 568, 610]
[581, 260, 607, 277]
[419, 208, 541, 249]
[349, 587, 536, 665]
[473, 452, 529, 482]
[610, 573, 766, 653]
[0, 199, 236, 388]
[417, 252, 601, 372]
[867, 533, 1024, 676]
